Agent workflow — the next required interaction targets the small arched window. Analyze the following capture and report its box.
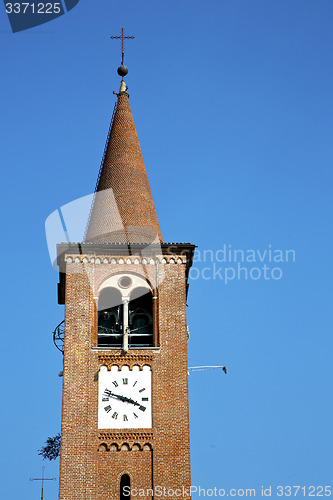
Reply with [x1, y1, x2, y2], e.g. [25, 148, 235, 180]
[129, 287, 153, 347]
[98, 287, 123, 347]
[120, 473, 130, 500]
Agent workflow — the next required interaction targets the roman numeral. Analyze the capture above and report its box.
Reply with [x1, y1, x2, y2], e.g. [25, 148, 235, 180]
[133, 381, 137, 387]
[104, 389, 112, 396]
[104, 405, 112, 413]
[122, 378, 128, 385]
[112, 381, 118, 387]
[102, 397, 109, 402]
[139, 388, 145, 393]
[123, 415, 128, 421]
[112, 412, 118, 419]
[139, 405, 146, 412]
[142, 397, 148, 401]
[133, 412, 138, 419]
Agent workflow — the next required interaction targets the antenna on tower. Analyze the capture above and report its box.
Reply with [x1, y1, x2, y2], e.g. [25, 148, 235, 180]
[188, 365, 227, 375]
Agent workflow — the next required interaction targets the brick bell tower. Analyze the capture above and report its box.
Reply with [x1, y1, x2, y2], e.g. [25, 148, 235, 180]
[57, 42, 195, 500]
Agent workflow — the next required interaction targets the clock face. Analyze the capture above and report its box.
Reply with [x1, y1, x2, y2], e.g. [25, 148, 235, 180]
[98, 365, 152, 429]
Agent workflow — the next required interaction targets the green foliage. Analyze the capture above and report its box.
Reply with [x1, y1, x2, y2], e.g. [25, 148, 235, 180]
[38, 433, 61, 461]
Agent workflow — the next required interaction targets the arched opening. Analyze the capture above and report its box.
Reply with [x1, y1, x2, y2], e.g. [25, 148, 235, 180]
[129, 287, 153, 347]
[98, 287, 123, 347]
[120, 473, 130, 500]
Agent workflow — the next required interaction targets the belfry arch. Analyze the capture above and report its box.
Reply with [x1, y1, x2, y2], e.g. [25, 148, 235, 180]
[97, 274, 154, 349]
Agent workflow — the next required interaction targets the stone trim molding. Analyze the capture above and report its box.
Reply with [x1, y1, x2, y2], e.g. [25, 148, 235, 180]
[65, 255, 187, 265]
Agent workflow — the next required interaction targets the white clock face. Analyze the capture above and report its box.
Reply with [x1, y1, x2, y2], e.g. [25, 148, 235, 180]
[98, 365, 152, 429]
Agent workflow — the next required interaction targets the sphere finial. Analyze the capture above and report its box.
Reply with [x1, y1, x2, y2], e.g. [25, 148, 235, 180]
[117, 65, 128, 77]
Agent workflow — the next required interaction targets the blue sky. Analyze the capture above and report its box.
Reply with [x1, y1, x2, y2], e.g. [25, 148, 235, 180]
[1, 1, 333, 498]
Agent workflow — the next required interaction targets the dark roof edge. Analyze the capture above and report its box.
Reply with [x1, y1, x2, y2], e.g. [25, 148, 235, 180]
[57, 242, 196, 259]
[57, 242, 196, 272]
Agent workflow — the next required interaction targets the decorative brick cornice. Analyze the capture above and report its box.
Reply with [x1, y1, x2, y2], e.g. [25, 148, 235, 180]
[99, 431, 154, 441]
[98, 431, 154, 451]
[98, 353, 154, 369]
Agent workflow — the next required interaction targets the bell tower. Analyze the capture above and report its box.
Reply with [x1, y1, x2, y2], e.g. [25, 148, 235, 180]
[57, 35, 195, 500]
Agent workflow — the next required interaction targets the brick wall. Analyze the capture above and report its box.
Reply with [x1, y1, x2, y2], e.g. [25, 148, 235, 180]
[59, 254, 192, 500]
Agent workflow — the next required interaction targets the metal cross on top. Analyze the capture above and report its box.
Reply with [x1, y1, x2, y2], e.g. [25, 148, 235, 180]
[110, 27, 135, 65]
[30, 467, 56, 500]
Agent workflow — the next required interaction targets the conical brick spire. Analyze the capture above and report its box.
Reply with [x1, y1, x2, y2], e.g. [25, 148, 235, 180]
[85, 80, 163, 244]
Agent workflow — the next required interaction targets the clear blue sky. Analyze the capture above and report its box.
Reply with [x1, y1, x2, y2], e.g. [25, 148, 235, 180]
[1, 1, 332, 498]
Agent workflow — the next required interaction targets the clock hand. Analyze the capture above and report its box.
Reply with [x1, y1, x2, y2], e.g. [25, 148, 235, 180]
[125, 397, 140, 407]
[118, 395, 140, 407]
[108, 392, 128, 402]
[108, 391, 140, 406]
